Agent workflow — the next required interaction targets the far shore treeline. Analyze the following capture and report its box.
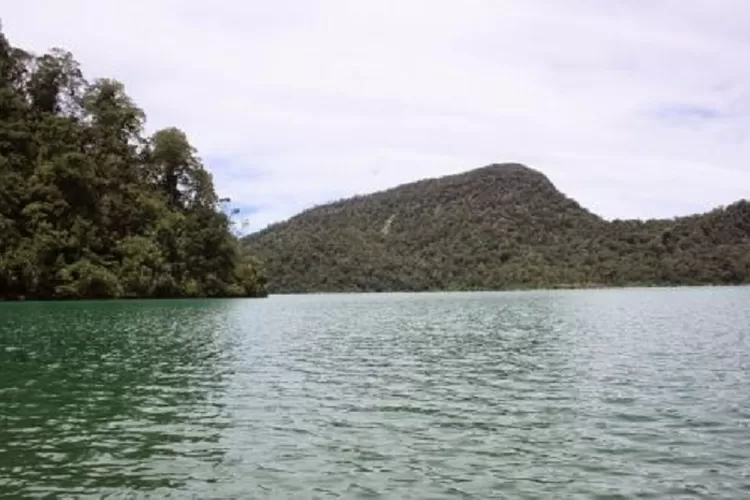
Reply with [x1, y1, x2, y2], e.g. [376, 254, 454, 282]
[244, 164, 750, 293]
[0, 24, 267, 300]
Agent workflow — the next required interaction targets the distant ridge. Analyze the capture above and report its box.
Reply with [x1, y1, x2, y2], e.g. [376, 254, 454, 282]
[243, 163, 750, 293]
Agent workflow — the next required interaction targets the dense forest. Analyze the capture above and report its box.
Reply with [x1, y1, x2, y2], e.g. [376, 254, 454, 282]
[244, 163, 750, 293]
[0, 25, 267, 299]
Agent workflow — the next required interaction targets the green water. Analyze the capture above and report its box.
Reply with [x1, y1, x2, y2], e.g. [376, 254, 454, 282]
[1, 289, 749, 499]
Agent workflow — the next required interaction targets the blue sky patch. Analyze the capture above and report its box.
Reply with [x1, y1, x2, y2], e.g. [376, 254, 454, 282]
[652, 104, 724, 123]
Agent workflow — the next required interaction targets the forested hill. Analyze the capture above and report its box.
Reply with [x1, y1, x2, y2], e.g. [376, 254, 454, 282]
[0, 25, 266, 299]
[243, 163, 750, 293]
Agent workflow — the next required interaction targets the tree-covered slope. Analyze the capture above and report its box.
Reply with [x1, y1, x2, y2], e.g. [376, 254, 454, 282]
[0, 25, 266, 299]
[244, 163, 750, 293]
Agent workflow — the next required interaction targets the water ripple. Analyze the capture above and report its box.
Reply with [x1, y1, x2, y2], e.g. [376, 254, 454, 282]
[2, 289, 750, 498]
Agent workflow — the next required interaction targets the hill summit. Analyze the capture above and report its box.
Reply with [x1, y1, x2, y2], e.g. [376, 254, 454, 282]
[244, 163, 750, 293]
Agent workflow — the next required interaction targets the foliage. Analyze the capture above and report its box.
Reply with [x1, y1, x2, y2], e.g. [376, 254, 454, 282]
[244, 164, 750, 293]
[0, 25, 266, 300]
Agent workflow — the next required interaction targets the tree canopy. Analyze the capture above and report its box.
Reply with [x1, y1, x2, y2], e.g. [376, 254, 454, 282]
[244, 164, 750, 293]
[0, 24, 266, 299]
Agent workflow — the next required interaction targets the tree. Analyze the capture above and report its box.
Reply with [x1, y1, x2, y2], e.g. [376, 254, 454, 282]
[0, 24, 267, 300]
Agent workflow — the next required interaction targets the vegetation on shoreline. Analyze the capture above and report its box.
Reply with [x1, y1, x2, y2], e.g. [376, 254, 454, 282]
[244, 163, 750, 294]
[0, 25, 267, 300]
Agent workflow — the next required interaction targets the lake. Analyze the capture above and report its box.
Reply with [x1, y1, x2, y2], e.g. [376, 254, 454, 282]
[1, 288, 749, 498]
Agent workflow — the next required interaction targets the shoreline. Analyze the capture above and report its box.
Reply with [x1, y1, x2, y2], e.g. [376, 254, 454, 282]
[265, 281, 750, 296]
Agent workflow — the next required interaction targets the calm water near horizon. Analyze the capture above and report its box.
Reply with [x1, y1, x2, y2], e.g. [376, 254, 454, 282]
[1, 288, 750, 498]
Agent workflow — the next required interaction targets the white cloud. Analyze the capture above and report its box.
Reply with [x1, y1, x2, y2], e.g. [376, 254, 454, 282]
[4, 0, 750, 230]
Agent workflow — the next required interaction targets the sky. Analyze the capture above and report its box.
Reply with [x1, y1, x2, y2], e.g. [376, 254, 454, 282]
[4, 1, 750, 231]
